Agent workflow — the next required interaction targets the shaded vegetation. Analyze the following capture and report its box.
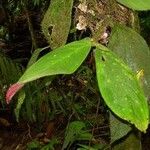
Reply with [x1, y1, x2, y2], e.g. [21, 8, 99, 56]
[0, 0, 150, 149]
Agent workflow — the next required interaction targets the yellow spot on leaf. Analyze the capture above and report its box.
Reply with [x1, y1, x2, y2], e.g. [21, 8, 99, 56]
[136, 69, 144, 80]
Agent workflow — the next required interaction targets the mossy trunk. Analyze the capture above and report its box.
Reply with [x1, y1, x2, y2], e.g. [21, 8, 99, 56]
[75, 0, 140, 41]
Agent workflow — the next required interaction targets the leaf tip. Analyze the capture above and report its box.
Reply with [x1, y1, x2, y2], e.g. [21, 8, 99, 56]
[6, 83, 24, 104]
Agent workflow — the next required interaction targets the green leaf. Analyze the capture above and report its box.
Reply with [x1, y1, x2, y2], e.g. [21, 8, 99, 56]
[112, 132, 142, 150]
[6, 38, 91, 102]
[27, 140, 41, 149]
[110, 113, 131, 143]
[0, 53, 22, 83]
[116, 0, 150, 10]
[41, 138, 58, 150]
[19, 38, 91, 83]
[108, 24, 150, 146]
[62, 121, 92, 149]
[15, 90, 26, 122]
[108, 24, 150, 99]
[77, 144, 97, 150]
[95, 49, 149, 132]
[78, 144, 106, 150]
[41, 0, 73, 49]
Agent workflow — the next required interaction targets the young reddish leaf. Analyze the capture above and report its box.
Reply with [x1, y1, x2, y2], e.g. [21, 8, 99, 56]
[6, 83, 24, 104]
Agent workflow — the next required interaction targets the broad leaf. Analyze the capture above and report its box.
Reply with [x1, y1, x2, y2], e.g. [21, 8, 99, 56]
[95, 49, 149, 132]
[41, 0, 73, 49]
[116, 0, 150, 10]
[108, 24, 150, 146]
[108, 24, 150, 99]
[6, 38, 91, 103]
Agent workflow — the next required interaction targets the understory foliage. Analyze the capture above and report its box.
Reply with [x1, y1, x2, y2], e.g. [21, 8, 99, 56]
[0, 0, 150, 149]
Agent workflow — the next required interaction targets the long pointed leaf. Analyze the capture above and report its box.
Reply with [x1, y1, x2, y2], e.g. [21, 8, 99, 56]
[19, 38, 91, 83]
[6, 38, 91, 103]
